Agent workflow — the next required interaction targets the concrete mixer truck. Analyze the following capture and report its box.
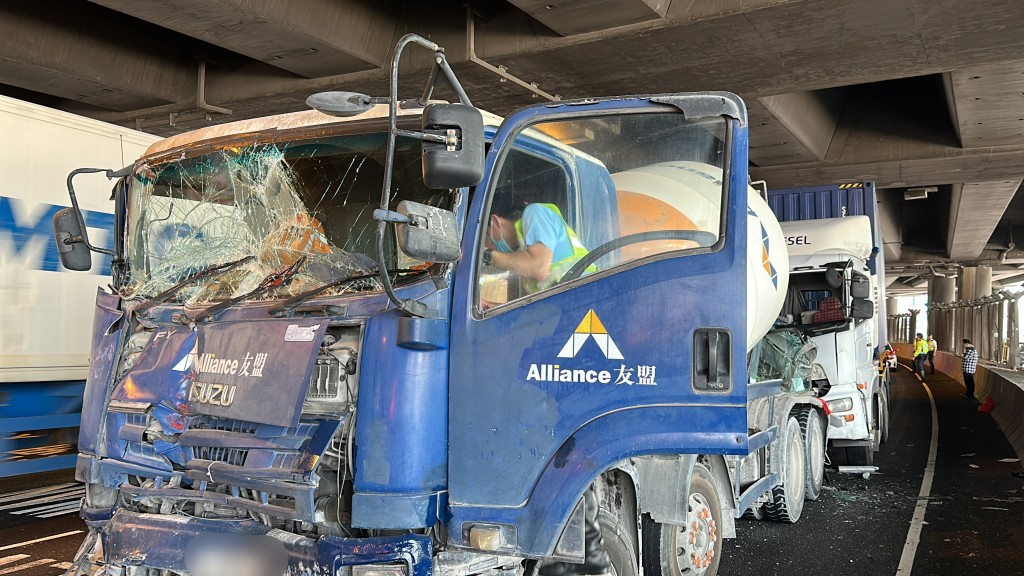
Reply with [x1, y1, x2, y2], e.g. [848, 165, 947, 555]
[54, 34, 829, 576]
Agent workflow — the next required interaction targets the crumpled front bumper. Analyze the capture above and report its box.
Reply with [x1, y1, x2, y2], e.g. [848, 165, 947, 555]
[91, 510, 431, 576]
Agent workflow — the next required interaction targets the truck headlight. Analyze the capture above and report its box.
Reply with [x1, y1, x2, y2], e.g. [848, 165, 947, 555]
[829, 397, 854, 412]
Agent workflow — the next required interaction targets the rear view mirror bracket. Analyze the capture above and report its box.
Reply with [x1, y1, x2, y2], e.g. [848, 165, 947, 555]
[53, 167, 126, 271]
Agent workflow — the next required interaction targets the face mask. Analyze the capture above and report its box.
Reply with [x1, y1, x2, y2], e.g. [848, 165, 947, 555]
[490, 220, 513, 253]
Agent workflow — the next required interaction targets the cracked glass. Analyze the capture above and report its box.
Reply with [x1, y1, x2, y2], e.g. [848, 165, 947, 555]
[125, 132, 444, 304]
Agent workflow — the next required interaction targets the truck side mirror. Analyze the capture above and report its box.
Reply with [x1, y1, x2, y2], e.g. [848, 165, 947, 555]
[395, 200, 461, 263]
[850, 297, 873, 319]
[421, 103, 484, 189]
[52, 207, 94, 271]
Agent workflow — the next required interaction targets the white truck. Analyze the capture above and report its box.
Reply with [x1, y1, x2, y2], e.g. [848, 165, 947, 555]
[0, 94, 157, 477]
[776, 213, 888, 468]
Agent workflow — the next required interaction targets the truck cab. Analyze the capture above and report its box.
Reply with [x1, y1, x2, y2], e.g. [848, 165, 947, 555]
[54, 35, 826, 576]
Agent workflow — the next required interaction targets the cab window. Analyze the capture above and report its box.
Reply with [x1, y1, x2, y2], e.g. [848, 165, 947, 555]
[478, 112, 727, 310]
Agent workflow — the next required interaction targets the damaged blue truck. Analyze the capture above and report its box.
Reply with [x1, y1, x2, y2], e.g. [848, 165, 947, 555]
[53, 35, 840, 576]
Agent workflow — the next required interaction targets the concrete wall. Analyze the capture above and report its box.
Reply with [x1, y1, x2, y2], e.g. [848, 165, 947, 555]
[893, 344, 1024, 460]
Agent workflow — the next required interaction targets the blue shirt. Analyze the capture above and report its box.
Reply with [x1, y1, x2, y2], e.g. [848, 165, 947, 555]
[521, 204, 574, 262]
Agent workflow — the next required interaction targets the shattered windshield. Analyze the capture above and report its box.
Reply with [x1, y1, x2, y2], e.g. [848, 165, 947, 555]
[125, 132, 445, 304]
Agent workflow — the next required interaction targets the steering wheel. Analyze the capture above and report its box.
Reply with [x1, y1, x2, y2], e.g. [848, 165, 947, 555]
[559, 230, 718, 283]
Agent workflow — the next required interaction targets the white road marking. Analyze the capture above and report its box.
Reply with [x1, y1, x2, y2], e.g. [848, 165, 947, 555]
[50, 562, 73, 570]
[0, 558, 56, 574]
[896, 371, 939, 576]
[0, 557, 28, 567]
[11, 499, 83, 516]
[0, 489, 84, 512]
[0, 485, 79, 505]
[0, 531, 83, 552]
[36, 504, 82, 519]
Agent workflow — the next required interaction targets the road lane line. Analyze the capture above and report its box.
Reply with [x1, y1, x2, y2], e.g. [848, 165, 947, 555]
[36, 505, 83, 519]
[0, 489, 84, 511]
[895, 374, 938, 576]
[51, 562, 73, 570]
[11, 499, 83, 515]
[0, 485, 79, 504]
[0, 531, 83, 552]
[0, 558, 56, 574]
[0, 557, 28, 567]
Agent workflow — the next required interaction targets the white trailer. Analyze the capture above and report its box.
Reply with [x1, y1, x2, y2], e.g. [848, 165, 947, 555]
[0, 95, 158, 476]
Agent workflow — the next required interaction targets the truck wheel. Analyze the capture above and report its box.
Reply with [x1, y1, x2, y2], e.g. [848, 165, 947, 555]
[596, 480, 639, 576]
[764, 417, 805, 523]
[641, 463, 722, 576]
[796, 408, 825, 501]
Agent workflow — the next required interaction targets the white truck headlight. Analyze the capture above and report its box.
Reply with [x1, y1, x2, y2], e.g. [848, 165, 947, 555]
[829, 397, 854, 412]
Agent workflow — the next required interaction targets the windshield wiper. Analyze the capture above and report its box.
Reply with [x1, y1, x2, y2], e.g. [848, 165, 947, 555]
[191, 256, 308, 323]
[134, 255, 255, 316]
[268, 268, 425, 317]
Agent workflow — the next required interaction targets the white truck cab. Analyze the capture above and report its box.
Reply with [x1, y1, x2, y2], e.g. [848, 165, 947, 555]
[778, 216, 888, 467]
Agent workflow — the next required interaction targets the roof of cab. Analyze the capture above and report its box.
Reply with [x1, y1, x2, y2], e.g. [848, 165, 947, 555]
[142, 103, 503, 158]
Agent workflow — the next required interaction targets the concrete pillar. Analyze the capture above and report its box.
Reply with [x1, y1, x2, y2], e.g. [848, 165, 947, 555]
[887, 297, 899, 314]
[961, 267, 978, 301]
[929, 277, 956, 303]
[928, 277, 956, 351]
[976, 265, 993, 298]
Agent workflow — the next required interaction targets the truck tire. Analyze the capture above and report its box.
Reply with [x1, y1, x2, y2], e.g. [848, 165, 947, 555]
[764, 417, 805, 523]
[597, 479, 639, 576]
[796, 408, 825, 501]
[641, 463, 722, 576]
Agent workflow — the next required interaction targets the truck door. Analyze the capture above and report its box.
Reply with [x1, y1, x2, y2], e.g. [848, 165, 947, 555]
[447, 95, 756, 556]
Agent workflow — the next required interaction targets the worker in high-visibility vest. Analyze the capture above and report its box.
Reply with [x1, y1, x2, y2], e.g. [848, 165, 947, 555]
[914, 333, 930, 381]
[483, 197, 596, 294]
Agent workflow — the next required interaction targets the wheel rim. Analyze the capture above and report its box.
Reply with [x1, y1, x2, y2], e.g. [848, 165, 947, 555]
[788, 425, 806, 502]
[675, 491, 718, 575]
[808, 418, 824, 486]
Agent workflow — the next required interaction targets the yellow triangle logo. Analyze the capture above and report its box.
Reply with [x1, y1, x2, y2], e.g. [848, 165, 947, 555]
[574, 310, 608, 334]
[559, 310, 622, 359]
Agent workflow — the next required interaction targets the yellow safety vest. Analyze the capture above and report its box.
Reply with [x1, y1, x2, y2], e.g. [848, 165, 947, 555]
[914, 339, 929, 356]
[514, 204, 596, 293]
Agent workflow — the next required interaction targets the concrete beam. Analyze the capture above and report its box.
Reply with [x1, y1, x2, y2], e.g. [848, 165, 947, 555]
[947, 180, 1021, 260]
[89, 0, 397, 78]
[750, 147, 1024, 189]
[0, 1, 190, 110]
[756, 89, 845, 163]
[506, 0, 668, 36]
[877, 188, 903, 263]
[945, 62, 1024, 148]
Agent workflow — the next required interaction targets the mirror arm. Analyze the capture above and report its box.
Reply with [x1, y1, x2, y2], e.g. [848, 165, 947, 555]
[376, 33, 456, 318]
[66, 167, 120, 256]
[393, 128, 448, 144]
